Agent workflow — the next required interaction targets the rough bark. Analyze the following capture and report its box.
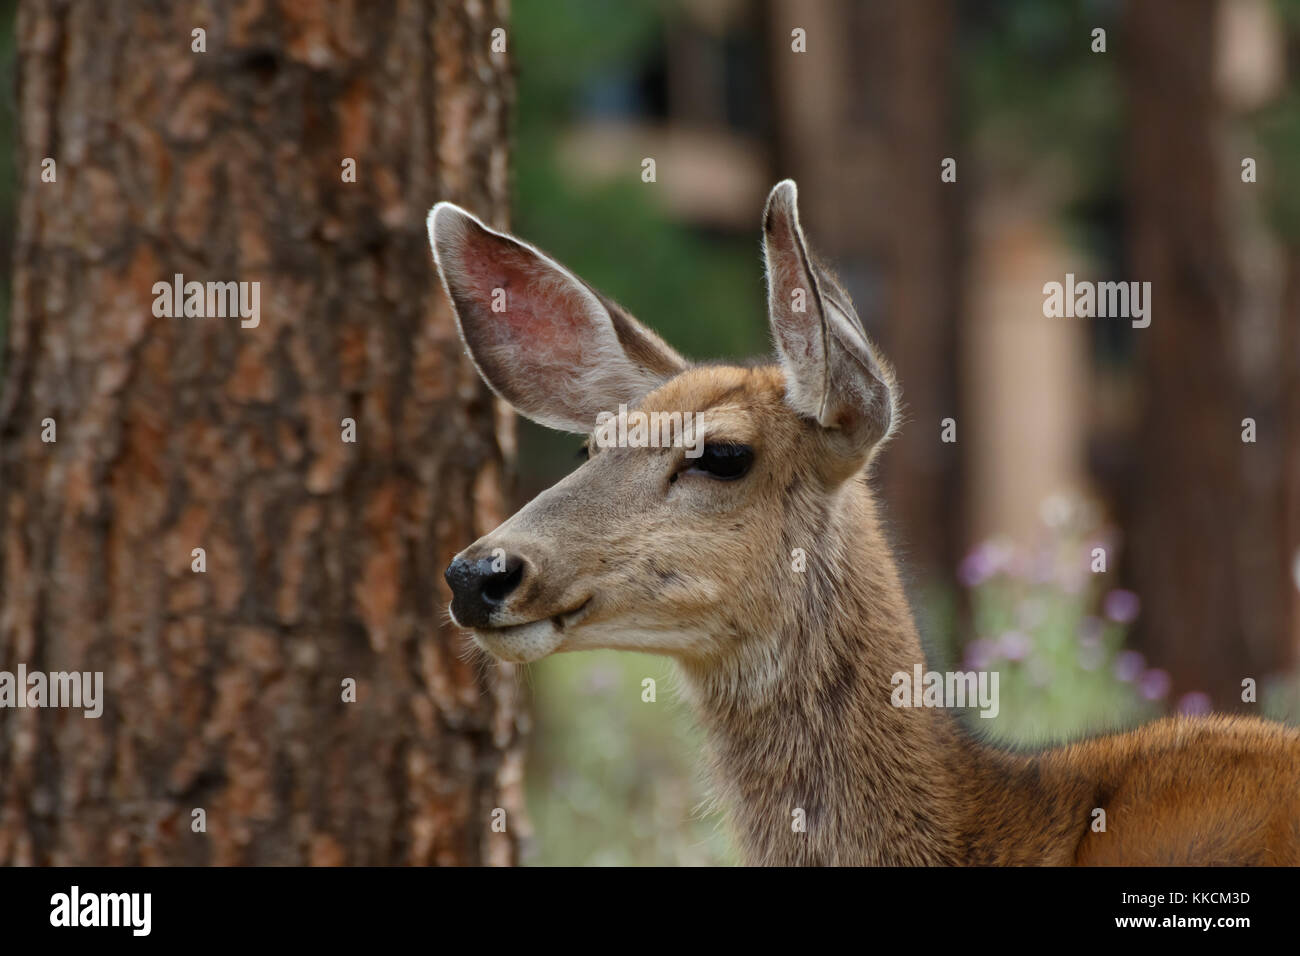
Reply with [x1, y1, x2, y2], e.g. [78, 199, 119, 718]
[0, 0, 523, 865]
[1123, 0, 1291, 707]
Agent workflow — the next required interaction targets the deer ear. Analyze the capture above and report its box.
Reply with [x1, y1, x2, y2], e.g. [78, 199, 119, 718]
[762, 180, 896, 457]
[428, 203, 688, 433]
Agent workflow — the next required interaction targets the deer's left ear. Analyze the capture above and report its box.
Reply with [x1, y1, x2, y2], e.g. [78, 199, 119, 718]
[762, 180, 896, 458]
[428, 202, 688, 433]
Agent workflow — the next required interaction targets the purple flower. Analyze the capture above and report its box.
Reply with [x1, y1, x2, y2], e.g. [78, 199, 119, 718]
[1103, 589, 1141, 624]
[1137, 668, 1171, 701]
[1113, 650, 1145, 682]
[963, 638, 996, 670]
[997, 630, 1032, 662]
[958, 540, 1012, 588]
[1177, 692, 1213, 716]
[957, 553, 991, 588]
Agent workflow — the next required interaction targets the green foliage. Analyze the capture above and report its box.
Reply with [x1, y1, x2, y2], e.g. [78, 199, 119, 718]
[1263, 672, 1300, 723]
[949, 544, 1159, 746]
[1251, 92, 1300, 242]
[1239, 2, 1300, 242]
[514, 0, 666, 123]
[926, 501, 1162, 746]
[523, 650, 734, 866]
[942, 500, 1300, 747]
[961, 0, 1121, 191]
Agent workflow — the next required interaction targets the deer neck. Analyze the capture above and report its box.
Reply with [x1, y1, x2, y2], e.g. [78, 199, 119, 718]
[678, 484, 975, 866]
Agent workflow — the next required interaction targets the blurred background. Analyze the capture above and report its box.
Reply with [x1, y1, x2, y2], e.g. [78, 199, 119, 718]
[0, 0, 1297, 867]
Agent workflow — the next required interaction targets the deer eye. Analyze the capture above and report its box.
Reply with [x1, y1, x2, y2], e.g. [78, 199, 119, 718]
[687, 442, 754, 481]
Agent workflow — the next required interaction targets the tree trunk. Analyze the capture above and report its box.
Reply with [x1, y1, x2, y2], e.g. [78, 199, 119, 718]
[0, 0, 523, 865]
[878, 0, 961, 587]
[1123, 0, 1292, 708]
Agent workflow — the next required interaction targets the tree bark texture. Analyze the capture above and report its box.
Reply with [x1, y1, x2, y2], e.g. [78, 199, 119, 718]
[0, 0, 524, 865]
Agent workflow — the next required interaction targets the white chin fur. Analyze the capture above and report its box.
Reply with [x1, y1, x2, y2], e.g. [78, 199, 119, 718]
[473, 620, 565, 663]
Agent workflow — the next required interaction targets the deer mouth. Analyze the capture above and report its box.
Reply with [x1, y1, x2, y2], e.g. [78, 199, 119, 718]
[468, 598, 592, 663]
[552, 597, 592, 630]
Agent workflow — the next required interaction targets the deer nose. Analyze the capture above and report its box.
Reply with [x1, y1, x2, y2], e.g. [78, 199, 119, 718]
[444, 553, 525, 628]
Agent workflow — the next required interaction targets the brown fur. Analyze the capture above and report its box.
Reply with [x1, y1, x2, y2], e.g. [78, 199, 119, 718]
[428, 186, 1300, 866]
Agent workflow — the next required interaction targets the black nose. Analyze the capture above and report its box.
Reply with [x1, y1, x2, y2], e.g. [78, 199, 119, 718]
[444, 554, 525, 628]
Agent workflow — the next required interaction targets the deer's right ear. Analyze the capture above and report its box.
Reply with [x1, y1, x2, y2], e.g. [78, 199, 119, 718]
[428, 203, 687, 433]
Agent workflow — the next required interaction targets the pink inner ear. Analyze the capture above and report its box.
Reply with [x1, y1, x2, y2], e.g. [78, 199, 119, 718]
[459, 239, 595, 368]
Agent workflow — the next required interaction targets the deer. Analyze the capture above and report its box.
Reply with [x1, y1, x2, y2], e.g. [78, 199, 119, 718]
[428, 181, 1300, 866]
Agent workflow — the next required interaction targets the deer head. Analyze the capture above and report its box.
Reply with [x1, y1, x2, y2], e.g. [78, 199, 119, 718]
[429, 181, 898, 667]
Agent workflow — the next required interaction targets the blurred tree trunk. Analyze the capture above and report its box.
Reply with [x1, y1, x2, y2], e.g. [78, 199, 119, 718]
[765, 0, 961, 587]
[0, 0, 523, 865]
[1123, 0, 1292, 708]
[879, 0, 961, 588]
